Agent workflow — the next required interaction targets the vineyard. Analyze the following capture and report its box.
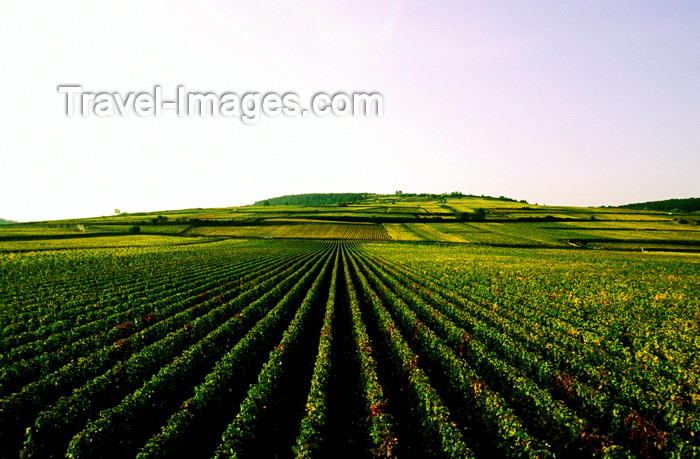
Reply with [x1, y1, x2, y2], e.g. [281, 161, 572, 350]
[188, 223, 391, 241]
[0, 238, 698, 457]
[0, 240, 700, 457]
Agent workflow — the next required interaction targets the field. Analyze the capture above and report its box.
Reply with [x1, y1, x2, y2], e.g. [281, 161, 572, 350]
[8, 195, 695, 251]
[0, 235, 221, 252]
[0, 196, 699, 457]
[187, 223, 391, 241]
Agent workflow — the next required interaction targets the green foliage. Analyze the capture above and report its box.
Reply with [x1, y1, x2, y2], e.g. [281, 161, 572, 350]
[138, 252, 330, 458]
[617, 197, 700, 213]
[293, 254, 338, 458]
[456, 208, 487, 222]
[253, 193, 370, 206]
[151, 215, 169, 224]
[0, 240, 698, 458]
[215, 253, 333, 457]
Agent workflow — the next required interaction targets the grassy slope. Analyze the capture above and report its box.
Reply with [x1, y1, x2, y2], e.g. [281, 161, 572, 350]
[1, 195, 698, 251]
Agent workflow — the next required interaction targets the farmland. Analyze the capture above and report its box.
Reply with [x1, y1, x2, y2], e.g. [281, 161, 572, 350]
[3, 195, 698, 251]
[187, 223, 391, 241]
[0, 195, 699, 457]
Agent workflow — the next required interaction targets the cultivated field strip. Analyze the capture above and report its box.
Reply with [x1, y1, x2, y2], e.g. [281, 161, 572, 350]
[0, 249, 318, 399]
[1, 246, 221, 314]
[358, 244, 700, 456]
[0, 244, 307, 340]
[0, 250, 309, 372]
[19, 250, 330, 457]
[189, 223, 392, 241]
[0, 241, 325, 456]
[0, 239, 697, 457]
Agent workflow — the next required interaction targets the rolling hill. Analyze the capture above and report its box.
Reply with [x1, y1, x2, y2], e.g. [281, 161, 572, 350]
[1, 192, 697, 253]
[0, 192, 698, 457]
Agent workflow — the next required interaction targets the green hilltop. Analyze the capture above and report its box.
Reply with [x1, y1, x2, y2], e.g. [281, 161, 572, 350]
[252, 192, 526, 207]
[253, 193, 371, 206]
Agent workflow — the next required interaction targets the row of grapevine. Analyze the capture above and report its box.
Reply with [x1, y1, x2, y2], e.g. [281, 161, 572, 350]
[0, 249, 312, 393]
[293, 250, 340, 457]
[213, 248, 336, 456]
[0, 241, 330, 457]
[354, 249, 597, 454]
[340, 249, 398, 456]
[0, 246, 319, 402]
[360, 242, 700, 456]
[133, 248, 334, 458]
[345, 251, 474, 457]
[0, 239, 697, 457]
[369, 250, 699, 453]
[357, 248, 675, 455]
[0, 244, 307, 350]
[20, 250, 330, 457]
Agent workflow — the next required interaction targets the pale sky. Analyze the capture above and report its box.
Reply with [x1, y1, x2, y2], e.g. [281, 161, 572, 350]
[1, 1, 698, 221]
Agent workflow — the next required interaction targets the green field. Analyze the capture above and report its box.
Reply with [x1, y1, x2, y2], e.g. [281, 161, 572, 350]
[4, 195, 697, 252]
[0, 195, 698, 457]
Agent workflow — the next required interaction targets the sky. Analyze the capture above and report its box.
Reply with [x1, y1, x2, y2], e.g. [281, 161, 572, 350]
[1, 1, 698, 221]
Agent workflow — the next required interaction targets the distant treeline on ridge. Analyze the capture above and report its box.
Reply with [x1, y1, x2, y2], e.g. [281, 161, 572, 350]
[252, 192, 526, 207]
[615, 197, 700, 213]
[253, 193, 371, 206]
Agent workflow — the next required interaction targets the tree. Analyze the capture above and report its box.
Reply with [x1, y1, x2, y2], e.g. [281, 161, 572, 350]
[127, 225, 141, 234]
[151, 215, 169, 224]
[114, 209, 122, 215]
[473, 208, 486, 221]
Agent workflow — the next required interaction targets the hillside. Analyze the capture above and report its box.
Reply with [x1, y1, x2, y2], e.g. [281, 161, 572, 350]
[616, 197, 700, 213]
[1, 193, 698, 253]
[0, 218, 16, 224]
